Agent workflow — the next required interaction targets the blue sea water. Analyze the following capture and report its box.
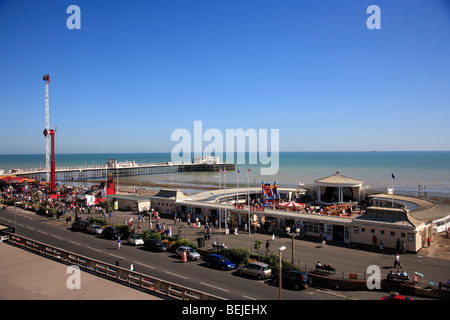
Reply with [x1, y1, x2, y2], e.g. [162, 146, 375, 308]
[1, 152, 449, 195]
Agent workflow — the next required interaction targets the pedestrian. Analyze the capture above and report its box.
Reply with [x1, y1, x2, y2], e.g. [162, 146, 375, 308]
[395, 238, 400, 251]
[117, 237, 121, 250]
[394, 253, 402, 268]
[182, 250, 187, 263]
[265, 239, 270, 253]
[427, 236, 431, 246]
[402, 240, 406, 254]
[372, 235, 377, 248]
[379, 239, 384, 252]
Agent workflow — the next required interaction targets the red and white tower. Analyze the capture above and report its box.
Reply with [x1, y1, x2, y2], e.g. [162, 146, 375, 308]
[43, 75, 56, 193]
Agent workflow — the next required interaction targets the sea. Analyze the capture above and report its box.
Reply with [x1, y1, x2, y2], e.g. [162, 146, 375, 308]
[1, 151, 449, 198]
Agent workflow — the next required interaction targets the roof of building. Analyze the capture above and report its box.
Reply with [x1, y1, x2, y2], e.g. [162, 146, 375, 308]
[315, 172, 363, 186]
[352, 206, 425, 229]
[106, 194, 151, 202]
[150, 189, 191, 202]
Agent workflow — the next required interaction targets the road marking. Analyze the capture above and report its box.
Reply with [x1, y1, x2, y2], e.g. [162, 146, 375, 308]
[165, 271, 188, 279]
[37, 230, 48, 235]
[200, 282, 229, 292]
[88, 247, 102, 253]
[134, 261, 155, 269]
[68, 240, 81, 246]
[109, 253, 124, 260]
[313, 288, 358, 300]
[52, 235, 63, 240]
[242, 295, 257, 300]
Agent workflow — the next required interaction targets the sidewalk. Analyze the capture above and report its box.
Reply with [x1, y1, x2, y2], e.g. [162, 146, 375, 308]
[0, 241, 163, 300]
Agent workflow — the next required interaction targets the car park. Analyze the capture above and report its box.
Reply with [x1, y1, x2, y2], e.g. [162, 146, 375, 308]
[102, 226, 120, 240]
[127, 234, 144, 246]
[86, 224, 103, 235]
[144, 239, 167, 252]
[205, 254, 235, 270]
[237, 262, 272, 280]
[175, 246, 201, 261]
[272, 270, 311, 290]
[71, 220, 89, 231]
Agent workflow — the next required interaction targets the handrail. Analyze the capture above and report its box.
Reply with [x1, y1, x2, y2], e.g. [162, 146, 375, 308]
[7, 233, 224, 300]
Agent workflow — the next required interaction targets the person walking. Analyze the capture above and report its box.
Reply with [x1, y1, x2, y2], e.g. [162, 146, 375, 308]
[394, 253, 402, 268]
[265, 240, 270, 254]
[182, 250, 187, 263]
[379, 239, 384, 252]
[117, 237, 121, 250]
[427, 236, 431, 247]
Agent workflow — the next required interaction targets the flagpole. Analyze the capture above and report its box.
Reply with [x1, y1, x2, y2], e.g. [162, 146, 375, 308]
[219, 169, 222, 230]
[391, 173, 395, 208]
[224, 169, 227, 232]
[247, 169, 250, 235]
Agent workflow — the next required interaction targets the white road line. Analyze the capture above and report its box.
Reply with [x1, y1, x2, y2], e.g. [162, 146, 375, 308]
[313, 288, 358, 300]
[242, 295, 257, 300]
[200, 282, 229, 292]
[165, 271, 188, 279]
[52, 235, 63, 240]
[68, 240, 81, 246]
[37, 230, 48, 235]
[134, 261, 155, 269]
[88, 247, 102, 253]
[109, 253, 124, 260]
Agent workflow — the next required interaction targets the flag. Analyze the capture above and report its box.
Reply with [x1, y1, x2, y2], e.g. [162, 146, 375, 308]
[219, 168, 222, 173]
[247, 168, 251, 174]
[224, 169, 226, 174]
[237, 169, 240, 174]
[391, 173, 395, 180]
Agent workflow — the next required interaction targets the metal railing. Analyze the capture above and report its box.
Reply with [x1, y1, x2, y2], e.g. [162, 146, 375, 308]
[7, 234, 224, 300]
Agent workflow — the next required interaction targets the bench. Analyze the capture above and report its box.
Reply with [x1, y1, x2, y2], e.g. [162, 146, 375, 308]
[315, 265, 336, 274]
[387, 274, 410, 282]
[439, 282, 450, 291]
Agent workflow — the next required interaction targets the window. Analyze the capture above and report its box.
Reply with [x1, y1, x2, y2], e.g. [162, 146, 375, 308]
[407, 233, 414, 241]
[381, 230, 385, 235]
[362, 228, 366, 232]
[354, 227, 359, 234]
[390, 231, 395, 236]
[401, 233, 406, 238]
[370, 229, 375, 233]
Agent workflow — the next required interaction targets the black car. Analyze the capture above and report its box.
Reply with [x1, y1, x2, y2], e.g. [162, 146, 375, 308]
[102, 227, 120, 240]
[71, 220, 89, 231]
[144, 239, 167, 252]
[272, 270, 311, 290]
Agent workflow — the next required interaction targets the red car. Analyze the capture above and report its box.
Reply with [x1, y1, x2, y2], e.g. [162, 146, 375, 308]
[381, 292, 413, 300]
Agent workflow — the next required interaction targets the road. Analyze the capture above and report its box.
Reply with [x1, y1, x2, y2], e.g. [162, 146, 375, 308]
[0, 207, 444, 300]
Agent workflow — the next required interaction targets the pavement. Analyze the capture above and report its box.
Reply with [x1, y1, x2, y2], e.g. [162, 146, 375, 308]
[0, 241, 163, 300]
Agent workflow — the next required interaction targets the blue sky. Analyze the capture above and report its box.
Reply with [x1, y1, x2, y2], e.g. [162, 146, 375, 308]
[0, 0, 449, 154]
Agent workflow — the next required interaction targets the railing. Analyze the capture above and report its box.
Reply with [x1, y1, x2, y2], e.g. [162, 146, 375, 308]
[7, 234, 224, 300]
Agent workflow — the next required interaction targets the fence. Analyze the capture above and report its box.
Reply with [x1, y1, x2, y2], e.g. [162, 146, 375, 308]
[7, 233, 224, 300]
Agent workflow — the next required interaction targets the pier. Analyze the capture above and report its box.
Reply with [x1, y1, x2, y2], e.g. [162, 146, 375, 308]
[13, 159, 235, 182]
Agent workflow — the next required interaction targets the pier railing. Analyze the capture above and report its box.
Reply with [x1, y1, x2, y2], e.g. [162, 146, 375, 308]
[7, 233, 224, 300]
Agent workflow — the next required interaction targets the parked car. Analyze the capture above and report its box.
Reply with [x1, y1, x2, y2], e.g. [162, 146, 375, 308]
[175, 246, 201, 261]
[127, 234, 144, 246]
[144, 239, 167, 252]
[205, 254, 235, 270]
[237, 262, 272, 280]
[71, 220, 89, 231]
[381, 292, 413, 300]
[272, 270, 311, 290]
[102, 226, 120, 240]
[86, 224, 103, 235]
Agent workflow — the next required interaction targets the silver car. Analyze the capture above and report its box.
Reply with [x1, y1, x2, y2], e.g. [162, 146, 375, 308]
[237, 262, 272, 280]
[127, 234, 144, 246]
[175, 246, 201, 261]
[86, 224, 103, 235]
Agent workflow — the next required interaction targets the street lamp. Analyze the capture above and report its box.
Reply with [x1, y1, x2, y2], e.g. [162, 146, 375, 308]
[278, 246, 286, 300]
[286, 227, 300, 264]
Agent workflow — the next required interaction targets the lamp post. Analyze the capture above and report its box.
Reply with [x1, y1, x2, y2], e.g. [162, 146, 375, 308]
[286, 227, 300, 264]
[278, 246, 286, 300]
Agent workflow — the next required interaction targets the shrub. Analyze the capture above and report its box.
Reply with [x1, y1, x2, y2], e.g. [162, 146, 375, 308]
[222, 246, 250, 265]
[89, 218, 108, 226]
[171, 238, 198, 251]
